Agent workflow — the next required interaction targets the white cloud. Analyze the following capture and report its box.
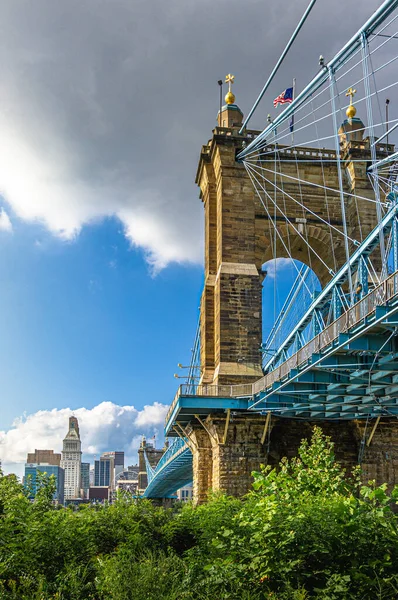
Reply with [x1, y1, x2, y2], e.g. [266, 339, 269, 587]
[0, 0, 378, 272]
[0, 1, 205, 272]
[0, 208, 12, 232]
[0, 401, 169, 474]
[263, 258, 295, 280]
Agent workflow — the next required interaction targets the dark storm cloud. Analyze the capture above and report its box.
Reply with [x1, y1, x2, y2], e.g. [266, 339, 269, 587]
[0, 0, 381, 269]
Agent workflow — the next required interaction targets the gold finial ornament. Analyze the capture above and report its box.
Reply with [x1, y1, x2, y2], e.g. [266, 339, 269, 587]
[346, 87, 357, 120]
[225, 73, 236, 105]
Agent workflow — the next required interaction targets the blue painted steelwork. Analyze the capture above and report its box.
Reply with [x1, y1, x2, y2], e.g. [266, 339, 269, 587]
[151, 244, 398, 495]
[187, 318, 201, 392]
[143, 438, 192, 498]
[146, 0, 398, 499]
[164, 266, 398, 436]
[263, 204, 398, 374]
[262, 265, 321, 368]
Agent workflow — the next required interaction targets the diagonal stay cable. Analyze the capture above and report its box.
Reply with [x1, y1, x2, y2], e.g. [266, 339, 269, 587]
[246, 162, 361, 244]
[245, 159, 389, 206]
[246, 163, 334, 275]
[246, 167, 315, 296]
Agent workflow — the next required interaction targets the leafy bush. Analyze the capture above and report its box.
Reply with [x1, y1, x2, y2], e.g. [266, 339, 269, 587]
[1, 428, 398, 599]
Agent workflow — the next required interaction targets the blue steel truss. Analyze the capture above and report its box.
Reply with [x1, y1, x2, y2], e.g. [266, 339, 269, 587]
[154, 180, 398, 498]
[166, 267, 398, 432]
[163, 203, 398, 435]
[146, 0, 398, 497]
[151, 261, 398, 494]
[264, 202, 398, 373]
[143, 438, 192, 498]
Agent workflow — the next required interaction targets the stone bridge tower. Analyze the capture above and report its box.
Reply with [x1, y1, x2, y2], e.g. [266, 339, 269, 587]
[196, 82, 382, 389]
[186, 78, 398, 504]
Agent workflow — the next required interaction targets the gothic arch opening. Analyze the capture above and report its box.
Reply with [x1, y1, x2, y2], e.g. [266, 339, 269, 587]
[255, 225, 345, 288]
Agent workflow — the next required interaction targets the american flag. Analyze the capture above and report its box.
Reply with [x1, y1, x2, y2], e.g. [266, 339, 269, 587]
[273, 87, 293, 108]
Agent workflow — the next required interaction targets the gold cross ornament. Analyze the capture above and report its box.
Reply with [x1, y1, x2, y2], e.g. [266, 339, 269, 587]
[346, 87, 357, 105]
[225, 73, 235, 92]
[345, 87, 357, 120]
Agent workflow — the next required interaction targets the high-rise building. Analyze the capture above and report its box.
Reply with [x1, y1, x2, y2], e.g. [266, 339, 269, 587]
[26, 449, 61, 466]
[24, 464, 65, 505]
[101, 451, 124, 479]
[94, 455, 114, 488]
[81, 462, 90, 498]
[61, 416, 82, 500]
[94, 451, 124, 489]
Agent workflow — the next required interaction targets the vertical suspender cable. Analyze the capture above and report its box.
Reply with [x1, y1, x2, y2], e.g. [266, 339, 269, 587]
[361, 31, 387, 277]
[329, 68, 354, 302]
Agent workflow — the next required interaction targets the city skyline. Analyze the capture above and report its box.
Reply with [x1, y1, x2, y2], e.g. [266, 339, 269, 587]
[22, 415, 148, 504]
[2, 403, 167, 478]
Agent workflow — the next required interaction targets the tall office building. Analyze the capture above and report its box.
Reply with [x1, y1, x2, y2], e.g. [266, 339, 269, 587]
[81, 462, 90, 498]
[24, 463, 65, 505]
[101, 451, 124, 479]
[94, 452, 124, 489]
[94, 454, 115, 488]
[61, 416, 82, 500]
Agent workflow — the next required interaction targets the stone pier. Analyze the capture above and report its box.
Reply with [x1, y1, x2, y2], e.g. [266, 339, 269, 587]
[187, 416, 398, 504]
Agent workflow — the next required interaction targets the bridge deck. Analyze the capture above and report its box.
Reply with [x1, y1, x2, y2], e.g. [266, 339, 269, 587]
[166, 271, 398, 436]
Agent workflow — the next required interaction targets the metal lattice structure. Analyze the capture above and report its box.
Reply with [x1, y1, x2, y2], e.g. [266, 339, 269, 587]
[146, 0, 398, 497]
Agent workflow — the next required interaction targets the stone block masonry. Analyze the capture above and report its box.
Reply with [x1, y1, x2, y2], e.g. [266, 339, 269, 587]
[188, 415, 398, 503]
[189, 100, 398, 504]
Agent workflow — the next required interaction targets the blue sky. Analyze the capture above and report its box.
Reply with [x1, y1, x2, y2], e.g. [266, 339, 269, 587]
[0, 212, 203, 430]
[0, 0, 381, 473]
[0, 203, 302, 476]
[0, 207, 302, 429]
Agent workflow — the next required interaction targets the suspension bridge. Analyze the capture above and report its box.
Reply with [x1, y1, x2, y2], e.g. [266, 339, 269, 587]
[143, 0, 398, 502]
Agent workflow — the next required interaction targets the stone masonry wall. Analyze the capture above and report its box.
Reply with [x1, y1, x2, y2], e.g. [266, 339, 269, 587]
[190, 416, 398, 504]
[191, 110, 396, 503]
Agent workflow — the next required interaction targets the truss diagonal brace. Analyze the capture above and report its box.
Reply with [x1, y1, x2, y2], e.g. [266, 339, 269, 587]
[261, 411, 272, 445]
[222, 409, 231, 445]
[173, 423, 198, 451]
[366, 415, 381, 446]
[194, 414, 217, 443]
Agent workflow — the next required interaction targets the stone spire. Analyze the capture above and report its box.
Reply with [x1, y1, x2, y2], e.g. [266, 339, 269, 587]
[217, 73, 243, 128]
[338, 86, 365, 145]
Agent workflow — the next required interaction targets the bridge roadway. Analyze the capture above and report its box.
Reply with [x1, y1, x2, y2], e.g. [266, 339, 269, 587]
[143, 270, 398, 498]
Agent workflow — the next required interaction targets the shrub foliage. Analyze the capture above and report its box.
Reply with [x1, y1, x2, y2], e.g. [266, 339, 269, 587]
[1, 427, 398, 599]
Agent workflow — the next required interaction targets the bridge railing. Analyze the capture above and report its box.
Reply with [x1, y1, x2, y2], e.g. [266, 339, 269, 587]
[166, 271, 398, 420]
[152, 438, 189, 475]
[165, 383, 254, 424]
[264, 271, 398, 388]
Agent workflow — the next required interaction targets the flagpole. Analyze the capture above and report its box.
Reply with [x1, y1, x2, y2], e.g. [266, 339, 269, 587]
[291, 78, 296, 144]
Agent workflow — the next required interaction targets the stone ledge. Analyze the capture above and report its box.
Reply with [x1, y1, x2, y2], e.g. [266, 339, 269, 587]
[214, 361, 263, 378]
[216, 262, 259, 279]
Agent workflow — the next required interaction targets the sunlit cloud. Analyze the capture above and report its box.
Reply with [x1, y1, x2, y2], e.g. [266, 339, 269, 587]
[0, 401, 168, 474]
